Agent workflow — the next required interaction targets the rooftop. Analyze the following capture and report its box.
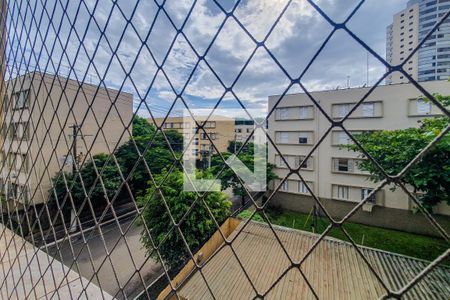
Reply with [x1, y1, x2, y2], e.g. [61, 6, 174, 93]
[168, 220, 450, 300]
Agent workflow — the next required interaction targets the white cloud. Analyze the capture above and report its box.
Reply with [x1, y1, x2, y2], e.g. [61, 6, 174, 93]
[8, 0, 411, 117]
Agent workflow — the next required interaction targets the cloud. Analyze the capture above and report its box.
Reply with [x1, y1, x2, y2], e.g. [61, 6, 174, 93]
[7, 0, 410, 117]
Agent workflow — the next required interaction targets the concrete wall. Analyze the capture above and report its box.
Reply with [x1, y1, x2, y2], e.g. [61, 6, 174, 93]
[269, 191, 450, 238]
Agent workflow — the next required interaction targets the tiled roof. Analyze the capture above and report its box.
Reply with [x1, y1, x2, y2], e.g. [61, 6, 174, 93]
[175, 221, 450, 300]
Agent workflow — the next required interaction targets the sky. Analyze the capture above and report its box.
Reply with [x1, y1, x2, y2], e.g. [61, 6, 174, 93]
[6, 0, 410, 118]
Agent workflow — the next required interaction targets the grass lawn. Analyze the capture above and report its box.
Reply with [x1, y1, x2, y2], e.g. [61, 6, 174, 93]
[238, 209, 449, 263]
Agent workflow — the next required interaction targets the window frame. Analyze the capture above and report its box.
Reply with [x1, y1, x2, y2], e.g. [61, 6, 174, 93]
[337, 185, 349, 200]
[13, 90, 30, 110]
[362, 102, 375, 117]
[298, 181, 310, 194]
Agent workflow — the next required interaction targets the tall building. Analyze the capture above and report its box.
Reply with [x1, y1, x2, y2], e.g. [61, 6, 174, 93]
[417, 0, 450, 81]
[386, 0, 450, 84]
[152, 115, 235, 162]
[268, 80, 450, 236]
[1, 72, 133, 210]
[386, 0, 420, 84]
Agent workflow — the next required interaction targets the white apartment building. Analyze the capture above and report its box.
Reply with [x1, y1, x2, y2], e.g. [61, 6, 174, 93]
[386, 0, 450, 84]
[1, 72, 133, 210]
[234, 119, 255, 143]
[386, 0, 420, 84]
[268, 81, 450, 235]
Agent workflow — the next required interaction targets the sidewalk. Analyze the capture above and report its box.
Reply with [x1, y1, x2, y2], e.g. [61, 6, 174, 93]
[0, 224, 114, 300]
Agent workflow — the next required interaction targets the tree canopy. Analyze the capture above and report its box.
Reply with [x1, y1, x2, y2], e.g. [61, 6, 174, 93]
[138, 170, 231, 268]
[48, 116, 184, 215]
[211, 142, 277, 197]
[347, 95, 449, 211]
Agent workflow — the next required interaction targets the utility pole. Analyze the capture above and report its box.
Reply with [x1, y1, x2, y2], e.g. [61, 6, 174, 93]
[70, 124, 78, 174]
[68, 124, 79, 233]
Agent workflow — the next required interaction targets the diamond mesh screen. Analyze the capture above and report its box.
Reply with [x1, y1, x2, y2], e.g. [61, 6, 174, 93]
[0, 0, 449, 299]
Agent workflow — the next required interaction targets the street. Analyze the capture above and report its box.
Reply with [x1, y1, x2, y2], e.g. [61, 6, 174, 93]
[46, 217, 163, 299]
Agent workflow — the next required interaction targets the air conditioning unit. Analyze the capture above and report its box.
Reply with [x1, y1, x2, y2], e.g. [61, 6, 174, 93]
[362, 202, 374, 212]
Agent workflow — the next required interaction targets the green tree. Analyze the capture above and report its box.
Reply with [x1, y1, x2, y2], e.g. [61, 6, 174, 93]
[132, 115, 154, 138]
[48, 116, 184, 217]
[138, 170, 231, 268]
[116, 116, 183, 197]
[346, 96, 449, 210]
[211, 142, 277, 198]
[49, 153, 123, 217]
[227, 141, 253, 153]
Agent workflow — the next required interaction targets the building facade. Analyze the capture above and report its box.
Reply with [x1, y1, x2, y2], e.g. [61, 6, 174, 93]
[1, 72, 133, 210]
[152, 115, 235, 162]
[386, 0, 420, 84]
[386, 0, 450, 84]
[417, 0, 450, 81]
[268, 81, 450, 235]
[234, 119, 255, 143]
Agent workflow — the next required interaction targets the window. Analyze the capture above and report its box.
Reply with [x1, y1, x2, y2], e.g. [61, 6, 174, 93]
[335, 104, 351, 118]
[210, 133, 216, 140]
[333, 158, 355, 173]
[10, 153, 28, 172]
[298, 181, 309, 194]
[10, 122, 29, 141]
[362, 102, 375, 117]
[278, 132, 289, 143]
[237, 128, 242, 133]
[361, 188, 375, 203]
[336, 132, 350, 145]
[299, 106, 309, 119]
[281, 180, 289, 192]
[13, 90, 29, 109]
[276, 156, 287, 168]
[295, 156, 309, 169]
[8, 183, 18, 199]
[337, 186, 349, 200]
[277, 108, 289, 120]
[8, 184, 30, 203]
[416, 98, 431, 114]
[298, 136, 308, 144]
[338, 159, 350, 172]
